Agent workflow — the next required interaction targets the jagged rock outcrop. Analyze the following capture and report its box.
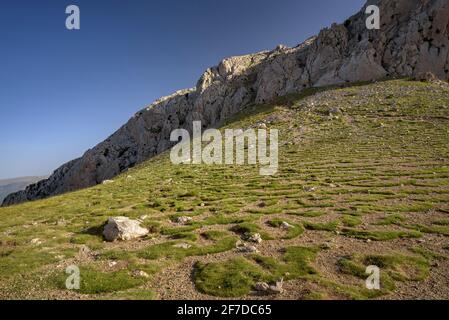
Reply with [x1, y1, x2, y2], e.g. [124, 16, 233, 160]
[3, 0, 449, 206]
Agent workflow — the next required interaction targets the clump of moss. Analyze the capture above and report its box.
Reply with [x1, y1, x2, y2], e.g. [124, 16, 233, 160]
[138, 236, 237, 260]
[200, 230, 229, 241]
[406, 223, 449, 236]
[337, 252, 430, 296]
[194, 258, 266, 297]
[267, 219, 304, 239]
[287, 211, 327, 218]
[54, 266, 146, 294]
[170, 232, 198, 242]
[252, 246, 319, 280]
[363, 254, 429, 281]
[341, 228, 422, 241]
[304, 221, 339, 232]
[230, 222, 273, 240]
[194, 246, 319, 298]
[374, 214, 406, 226]
[341, 215, 362, 227]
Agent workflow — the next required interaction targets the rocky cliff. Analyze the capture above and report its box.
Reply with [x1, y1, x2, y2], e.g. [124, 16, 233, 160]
[3, 0, 449, 206]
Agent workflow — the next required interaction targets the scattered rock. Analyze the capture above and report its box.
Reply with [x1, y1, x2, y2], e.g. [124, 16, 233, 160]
[236, 241, 259, 253]
[102, 180, 114, 185]
[303, 186, 317, 192]
[56, 219, 67, 226]
[75, 245, 96, 261]
[275, 44, 288, 52]
[30, 238, 42, 245]
[132, 270, 150, 278]
[320, 242, 333, 250]
[173, 243, 192, 249]
[103, 216, 149, 242]
[246, 233, 263, 244]
[176, 216, 193, 225]
[280, 222, 293, 229]
[254, 278, 284, 294]
[328, 107, 342, 116]
[254, 282, 270, 292]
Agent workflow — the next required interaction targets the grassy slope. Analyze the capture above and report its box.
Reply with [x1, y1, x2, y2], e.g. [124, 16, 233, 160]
[0, 80, 448, 299]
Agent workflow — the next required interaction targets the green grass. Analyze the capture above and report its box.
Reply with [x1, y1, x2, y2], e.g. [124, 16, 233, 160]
[230, 222, 273, 240]
[341, 228, 422, 241]
[1, 79, 449, 299]
[374, 214, 406, 226]
[194, 246, 319, 297]
[406, 223, 449, 236]
[341, 215, 363, 227]
[194, 258, 266, 297]
[53, 267, 147, 295]
[304, 221, 339, 232]
[267, 219, 304, 239]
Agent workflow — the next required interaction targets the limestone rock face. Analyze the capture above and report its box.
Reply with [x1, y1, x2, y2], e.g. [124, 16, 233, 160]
[103, 217, 149, 242]
[3, 0, 449, 206]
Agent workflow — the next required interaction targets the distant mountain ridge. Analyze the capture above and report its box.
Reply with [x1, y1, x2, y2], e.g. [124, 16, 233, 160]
[0, 177, 48, 203]
[3, 0, 449, 206]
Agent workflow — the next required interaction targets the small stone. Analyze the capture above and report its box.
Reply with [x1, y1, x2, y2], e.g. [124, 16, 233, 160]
[102, 180, 114, 185]
[132, 270, 150, 278]
[254, 279, 284, 294]
[176, 216, 193, 225]
[328, 107, 342, 116]
[269, 279, 284, 294]
[321, 242, 332, 250]
[303, 186, 316, 192]
[254, 282, 270, 292]
[173, 243, 192, 249]
[30, 238, 42, 245]
[236, 242, 259, 253]
[247, 233, 263, 244]
[245, 245, 259, 253]
[275, 44, 288, 51]
[280, 222, 293, 229]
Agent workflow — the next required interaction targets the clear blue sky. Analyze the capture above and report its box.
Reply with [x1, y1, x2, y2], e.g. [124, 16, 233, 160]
[0, 0, 365, 179]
